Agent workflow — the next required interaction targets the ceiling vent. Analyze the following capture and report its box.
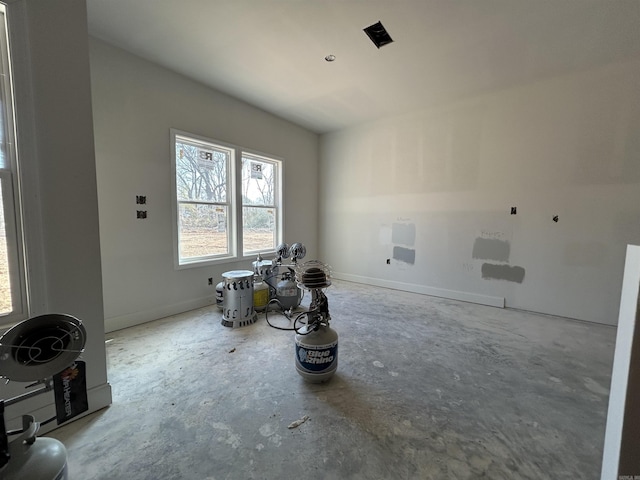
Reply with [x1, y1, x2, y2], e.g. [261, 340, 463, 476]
[363, 21, 393, 49]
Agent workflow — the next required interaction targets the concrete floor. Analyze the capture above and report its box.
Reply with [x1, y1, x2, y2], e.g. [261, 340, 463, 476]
[48, 280, 615, 479]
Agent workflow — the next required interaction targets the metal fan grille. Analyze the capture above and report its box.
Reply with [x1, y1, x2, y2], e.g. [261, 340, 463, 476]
[295, 261, 332, 289]
[0, 314, 86, 382]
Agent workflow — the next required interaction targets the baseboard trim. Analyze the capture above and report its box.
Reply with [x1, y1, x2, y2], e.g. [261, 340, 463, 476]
[332, 272, 505, 308]
[105, 296, 215, 333]
[105, 279, 504, 331]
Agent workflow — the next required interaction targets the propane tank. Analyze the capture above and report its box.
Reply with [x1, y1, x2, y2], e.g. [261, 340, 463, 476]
[215, 280, 225, 310]
[294, 263, 337, 383]
[253, 275, 269, 311]
[1, 434, 69, 480]
[295, 323, 338, 383]
[276, 269, 301, 310]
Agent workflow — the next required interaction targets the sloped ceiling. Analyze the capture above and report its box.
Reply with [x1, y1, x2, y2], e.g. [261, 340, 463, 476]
[86, 0, 640, 134]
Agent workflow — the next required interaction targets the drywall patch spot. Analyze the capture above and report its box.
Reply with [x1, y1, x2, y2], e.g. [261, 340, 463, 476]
[393, 246, 415, 265]
[472, 237, 510, 262]
[379, 225, 393, 245]
[481, 263, 525, 283]
[392, 223, 416, 246]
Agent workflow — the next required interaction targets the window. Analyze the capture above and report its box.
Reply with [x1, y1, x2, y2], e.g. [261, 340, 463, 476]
[171, 130, 282, 267]
[173, 133, 234, 264]
[242, 153, 280, 254]
[0, 4, 27, 326]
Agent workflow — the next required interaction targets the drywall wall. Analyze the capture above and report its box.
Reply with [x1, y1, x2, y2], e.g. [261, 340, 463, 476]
[319, 57, 640, 325]
[88, 39, 318, 332]
[1, 0, 111, 428]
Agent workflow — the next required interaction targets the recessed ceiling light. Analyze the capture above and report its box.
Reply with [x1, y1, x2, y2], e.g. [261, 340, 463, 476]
[325, 54, 336, 62]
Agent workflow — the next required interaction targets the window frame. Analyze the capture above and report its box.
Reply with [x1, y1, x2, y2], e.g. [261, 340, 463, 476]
[240, 150, 283, 257]
[0, 2, 28, 329]
[170, 129, 283, 269]
[171, 130, 238, 268]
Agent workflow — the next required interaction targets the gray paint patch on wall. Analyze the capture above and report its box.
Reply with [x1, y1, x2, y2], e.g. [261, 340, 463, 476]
[472, 237, 511, 262]
[393, 246, 416, 264]
[481, 263, 525, 283]
[392, 223, 416, 246]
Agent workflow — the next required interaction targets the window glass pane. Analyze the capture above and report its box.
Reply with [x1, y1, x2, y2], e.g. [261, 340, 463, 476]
[179, 203, 228, 259]
[243, 206, 275, 253]
[0, 182, 12, 315]
[0, 10, 7, 170]
[242, 156, 274, 206]
[176, 140, 228, 203]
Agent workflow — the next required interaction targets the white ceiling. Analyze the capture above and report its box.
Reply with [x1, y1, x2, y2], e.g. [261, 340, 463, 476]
[86, 0, 640, 134]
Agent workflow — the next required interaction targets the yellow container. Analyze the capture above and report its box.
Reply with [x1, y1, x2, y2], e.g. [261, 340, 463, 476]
[253, 279, 269, 311]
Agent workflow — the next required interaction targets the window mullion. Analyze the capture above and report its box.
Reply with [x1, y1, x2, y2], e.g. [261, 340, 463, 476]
[234, 148, 243, 258]
[178, 199, 229, 207]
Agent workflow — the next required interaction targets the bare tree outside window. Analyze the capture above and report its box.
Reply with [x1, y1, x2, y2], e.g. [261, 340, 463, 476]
[242, 155, 279, 253]
[175, 138, 231, 260]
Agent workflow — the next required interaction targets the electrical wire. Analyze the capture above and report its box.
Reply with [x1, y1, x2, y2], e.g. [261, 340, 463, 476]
[264, 299, 296, 331]
[263, 298, 316, 335]
[294, 311, 314, 335]
[41, 416, 57, 427]
[258, 265, 310, 333]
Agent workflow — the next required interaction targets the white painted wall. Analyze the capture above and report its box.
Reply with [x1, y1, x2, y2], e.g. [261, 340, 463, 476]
[319, 57, 640, 325]
[88, 39, 319, 332]
[2, 0, 111, 427]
